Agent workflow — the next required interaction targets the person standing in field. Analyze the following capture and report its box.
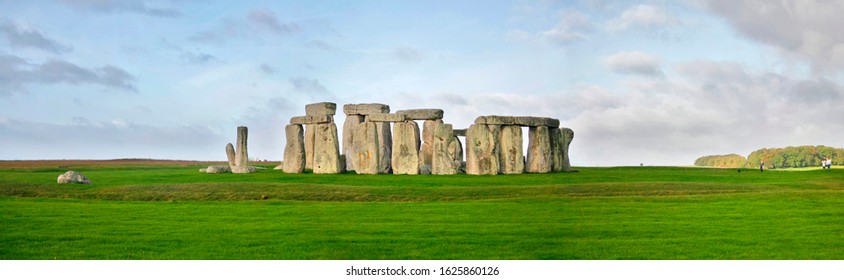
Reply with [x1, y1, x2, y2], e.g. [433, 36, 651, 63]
[828, 158, 833, 169]
[759, 161, 764, 172]
[822, 158, 827, 169]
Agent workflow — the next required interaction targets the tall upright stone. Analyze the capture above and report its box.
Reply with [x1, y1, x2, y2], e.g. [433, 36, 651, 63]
[376, 122, 392, 174]
[229, 126, 255, 173]
[352, 122, 380, 174]
[313, 123, 342, 174]
[465, 124, 499, 175]
[562, 127, 574, 171]
[526, 126, 552, 173]
[305, 124, 315, 170]
[283, 124, 305, 173]
[432, 123, 459, 175]
[392, 121, 420, 175]
[549, 127, 564, 172]
[498, 125, 524, 174]
[419, 119, 442, 174]
[342, 115, 364, 171]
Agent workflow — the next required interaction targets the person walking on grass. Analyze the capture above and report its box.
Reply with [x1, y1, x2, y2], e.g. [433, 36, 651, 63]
[760, 161, 764, 172]
[828, 158, 833, 169]
[822, 158, 827, 169]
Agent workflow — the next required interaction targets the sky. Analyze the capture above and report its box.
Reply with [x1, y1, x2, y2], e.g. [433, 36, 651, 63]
[2, 0, 843, 166]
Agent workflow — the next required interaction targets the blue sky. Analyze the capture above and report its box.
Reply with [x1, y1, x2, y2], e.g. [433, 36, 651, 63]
[2, 0, 843, 166]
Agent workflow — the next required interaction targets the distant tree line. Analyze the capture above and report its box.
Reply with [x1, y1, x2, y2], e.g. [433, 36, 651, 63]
[695, 146, 843, 169]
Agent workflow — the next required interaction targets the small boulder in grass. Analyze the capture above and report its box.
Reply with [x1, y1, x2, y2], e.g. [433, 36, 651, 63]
[57, 171, 91, 184]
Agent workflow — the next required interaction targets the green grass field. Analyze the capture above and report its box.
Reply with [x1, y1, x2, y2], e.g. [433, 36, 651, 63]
[1, 161, 843, 260]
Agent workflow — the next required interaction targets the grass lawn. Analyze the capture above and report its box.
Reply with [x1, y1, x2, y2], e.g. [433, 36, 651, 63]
[1, 161, 843, 259]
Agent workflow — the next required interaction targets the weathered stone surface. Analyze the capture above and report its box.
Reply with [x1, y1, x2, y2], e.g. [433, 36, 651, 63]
[290, 115, 333, 125]
[283, 124, 305, 173]
[230, 126, 254, 173]
[465, 124, 500, 175]
[376, 121, 392, 174]
[273, 164, 284, 170]
[474, 115, 515, 125]
[514, 116, 560, 127]
[395, 109, 443, 120]
[453, 129, 467, 137]
[305, 102, 336, 116]
[313, 123, 343, 174]
[365, 113, 406, 122]
[432, 123, 460, 175]
[526, 126, 552, 173]
[342, 114, 364, 171]
[343, 103, 390, 115]
[562, 127, 574, 171]
[498, 125, 524, 174]
[392, 121, 420, 175]
[352, 122, 380, 174]
[57, 171, 91, 184]
[446, 134, 464, 173]
[305, 124, 315, 170]
[549, 127, 564, 172]
[419, 119, 442, 173]
[225, 143, 235, 166]
[204, 165, 232, 173]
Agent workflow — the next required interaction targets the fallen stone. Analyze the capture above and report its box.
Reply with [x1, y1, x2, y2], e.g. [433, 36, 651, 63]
[231, 166, 257, 173]
[283, 124, 306, 173]
[526, 126, 552, 173]
[392, 121, 420, 175]
[290, 115, 333, 125]
[365, 113, 406, 122]
[343, 103, 390, 115]
[514, 116, 560, 127]
[465, 124, 500, 175]
[474, 115, 515, 125]
[395, 109, 443, 120]
[342, 114, 364, 171]
[273, 164, 283, 170]
[57, 171, 91, 184]
[498, 125, 524, 174]
[205, 165, 232, 173]
[352, 121, 380, 174]
[305, 102, 336, 116]
[313, 122, 343, 174]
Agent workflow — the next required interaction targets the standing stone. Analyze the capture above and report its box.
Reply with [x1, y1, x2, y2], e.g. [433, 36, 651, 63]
[283, 124, 305, 173]
[228, 126, 255, 174]
[465, 124, 500, 175]
[352, 122, 380, 174]
[549, 127, 564, 172]
[305, 124, 315, 170]
[376, 122, 392, 174]
[562, 127, 574, 171]
[313, 123, 342, 174]
[225, 143, 235, 167]
[392, 121, 420, 175]
[432, 123, 459, 175]
[526, 126, 552, 173]
[342, 114, 364, 171]
[498, 125, 524, 174]
[419, 119, 442, 174]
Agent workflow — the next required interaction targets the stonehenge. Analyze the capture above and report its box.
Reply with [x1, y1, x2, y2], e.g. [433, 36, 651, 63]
[278, 102, 574, 175]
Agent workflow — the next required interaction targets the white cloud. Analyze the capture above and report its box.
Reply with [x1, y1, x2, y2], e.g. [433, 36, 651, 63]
[60, 0, 181, 17]
[702, 0, 844, 72]
[0, 54, 136, 95]
[0, 19, 72, 54]
[603, 51, 664, 77]
[541, 10, 593, 44]
[606, 4, 680, 31]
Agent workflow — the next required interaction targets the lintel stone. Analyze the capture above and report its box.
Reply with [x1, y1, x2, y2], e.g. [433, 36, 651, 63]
[365, 113, 406, 122]
[474, 115, 515, 125]
[343, 103, 390, 115]
[395, 109, 444, 120]
[305, 102, 337, 116]
[514, 116, 560, 127]
[290, 115, 333, 125]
